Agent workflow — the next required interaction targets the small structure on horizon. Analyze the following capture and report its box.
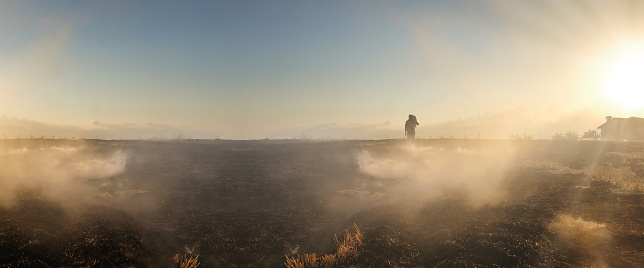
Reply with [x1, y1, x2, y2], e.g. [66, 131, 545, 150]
[597, 116, 644, 141]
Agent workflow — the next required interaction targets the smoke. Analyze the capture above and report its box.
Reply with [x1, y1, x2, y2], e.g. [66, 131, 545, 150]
[548, 214, 611, 267]
[0, 142, 128, 207]
[355, 142, 515, 206]
[69, 150, 127, 179]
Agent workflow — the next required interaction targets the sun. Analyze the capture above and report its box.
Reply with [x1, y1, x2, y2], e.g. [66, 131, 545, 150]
[603, 51, 644, 110]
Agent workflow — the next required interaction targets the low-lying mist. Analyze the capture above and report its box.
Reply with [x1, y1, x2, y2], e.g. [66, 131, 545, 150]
[355, 142, 516, 206]
[0, 142, 128, 208]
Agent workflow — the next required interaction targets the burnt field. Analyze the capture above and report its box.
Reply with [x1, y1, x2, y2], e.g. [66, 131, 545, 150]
[0, 139, 642, 267]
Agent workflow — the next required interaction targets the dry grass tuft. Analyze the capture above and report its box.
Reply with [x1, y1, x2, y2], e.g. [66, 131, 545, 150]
[172, 254, 200, 268]
[318, 253, 338, 267]
[520, 159, 582, 174]
[585, 164, 642, 192]
[285, 223, 363, 268]
[285, 253, 318, 268]
[333, 223, 363, 262]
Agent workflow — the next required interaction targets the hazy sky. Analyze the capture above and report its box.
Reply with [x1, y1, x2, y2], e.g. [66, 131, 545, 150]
[2, 1, 644, 139]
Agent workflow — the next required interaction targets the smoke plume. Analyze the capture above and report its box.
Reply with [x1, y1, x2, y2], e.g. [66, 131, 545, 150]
[548, 214, 611, 267]
[0, 142, 128, 207]
[356, 142, 515, 206]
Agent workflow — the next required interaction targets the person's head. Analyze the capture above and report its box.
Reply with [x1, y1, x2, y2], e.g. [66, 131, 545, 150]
[409, 114, 414, 119]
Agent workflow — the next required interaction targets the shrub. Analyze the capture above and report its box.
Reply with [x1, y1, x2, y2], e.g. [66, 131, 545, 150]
[552, 131, 579, 140]
[581, 129, 600, 140]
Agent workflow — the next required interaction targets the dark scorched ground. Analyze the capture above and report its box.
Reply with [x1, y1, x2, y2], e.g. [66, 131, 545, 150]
[0, 139, 642, 267]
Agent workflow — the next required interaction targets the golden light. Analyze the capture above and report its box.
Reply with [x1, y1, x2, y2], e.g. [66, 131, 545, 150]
[603, 50, 644, 110]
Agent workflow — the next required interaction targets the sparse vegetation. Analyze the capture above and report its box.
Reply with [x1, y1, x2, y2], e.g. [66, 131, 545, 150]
[285, 223, 363, 268]
[511, 133, 533, 140]
[520, 159, 583, 174]
[172, 254, 200, 268]
[522, 154, 642, 193]
[581, 129, 600, 140]
[552, 130, 579, 140]
[585, 164, 642, 192]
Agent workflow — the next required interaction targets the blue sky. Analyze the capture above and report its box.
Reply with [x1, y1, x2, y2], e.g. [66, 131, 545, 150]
[1, 1, 643, 139]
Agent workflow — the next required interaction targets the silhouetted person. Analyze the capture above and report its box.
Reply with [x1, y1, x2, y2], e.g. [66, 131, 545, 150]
[405, 114, 419, 139]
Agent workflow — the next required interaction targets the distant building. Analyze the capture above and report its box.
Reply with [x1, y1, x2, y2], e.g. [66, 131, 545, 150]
[597, 116, 644, 141]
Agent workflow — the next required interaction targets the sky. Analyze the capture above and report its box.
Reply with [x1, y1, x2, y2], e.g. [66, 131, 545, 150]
[2, 0, 644, 139]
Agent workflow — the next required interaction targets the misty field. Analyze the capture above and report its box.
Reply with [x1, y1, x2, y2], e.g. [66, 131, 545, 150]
[0, 139, 642, 267]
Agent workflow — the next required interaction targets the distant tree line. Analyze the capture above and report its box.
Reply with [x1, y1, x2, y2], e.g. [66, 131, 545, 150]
[551, 129, 600, 140]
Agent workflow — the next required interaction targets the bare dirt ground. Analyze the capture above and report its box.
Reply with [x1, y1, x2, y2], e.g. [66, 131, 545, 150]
[0, 139, 642, 267]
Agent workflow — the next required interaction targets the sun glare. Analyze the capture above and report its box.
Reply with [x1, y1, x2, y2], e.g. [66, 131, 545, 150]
[603, 51, 644, 110]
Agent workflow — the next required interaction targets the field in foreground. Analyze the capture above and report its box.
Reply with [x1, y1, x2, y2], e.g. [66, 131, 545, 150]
[0, 139, 642, 267]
